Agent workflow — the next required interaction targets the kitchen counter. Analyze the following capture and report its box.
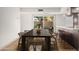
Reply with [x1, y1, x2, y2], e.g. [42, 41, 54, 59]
[58, 28, 79, 50]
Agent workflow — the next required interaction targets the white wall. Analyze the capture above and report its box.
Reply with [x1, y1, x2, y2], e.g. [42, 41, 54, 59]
[55, 14, 73, 32]
[56, 14, 73, 27]
[0, 7, 20, 48]
[21, 13, 34, 31]
[56, 14, 65, 26]
[64, 16, 73, 27]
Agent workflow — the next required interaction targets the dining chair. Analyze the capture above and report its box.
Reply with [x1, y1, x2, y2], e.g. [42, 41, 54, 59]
[28, 37, 46, 51]
[17, 32, 25, 50]
[17, 30, 29, 50]
[51, 33, 58, 50]
[24, 30, 29, 33]
[49, 27, 58, 50]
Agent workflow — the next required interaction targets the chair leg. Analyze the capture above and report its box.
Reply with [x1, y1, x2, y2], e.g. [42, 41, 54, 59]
[33, 45, 36, 51]
[17, 37, 22, 50]
[51, 33, 58, 50]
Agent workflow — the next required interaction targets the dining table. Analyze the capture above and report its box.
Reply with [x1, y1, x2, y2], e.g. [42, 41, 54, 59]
[21, 29, 52, 51]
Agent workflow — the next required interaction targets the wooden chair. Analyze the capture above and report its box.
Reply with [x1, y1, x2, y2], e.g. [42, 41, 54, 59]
[28, 38, 46, 51]
[49, 27, 58, 50]
[17, 30, 29, 50]
[51, 33, 58, 49]
[24, 30, 29, 33]
[17, 32, 25, 50]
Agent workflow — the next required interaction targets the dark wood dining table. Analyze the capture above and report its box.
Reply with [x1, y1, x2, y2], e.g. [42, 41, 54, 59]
[21, 29, 52, 51]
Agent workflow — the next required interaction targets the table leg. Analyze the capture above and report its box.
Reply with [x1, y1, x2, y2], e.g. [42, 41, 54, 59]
[45, 37, 51, 51]
[21, 36, 26, 51]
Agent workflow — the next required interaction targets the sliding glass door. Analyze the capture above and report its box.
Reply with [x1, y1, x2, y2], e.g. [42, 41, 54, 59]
[33, 16, 55, 31]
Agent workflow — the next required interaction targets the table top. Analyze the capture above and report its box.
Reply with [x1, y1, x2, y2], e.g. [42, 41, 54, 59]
[22, 29, 51, 37]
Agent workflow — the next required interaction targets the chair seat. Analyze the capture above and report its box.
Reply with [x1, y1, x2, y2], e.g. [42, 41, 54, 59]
[28, 38, 45, 51]
[29, 38, 45, 45]
[52, 33, 58, 39]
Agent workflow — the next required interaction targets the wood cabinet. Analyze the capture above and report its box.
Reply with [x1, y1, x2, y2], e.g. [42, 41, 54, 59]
[59, 29, 79, 50]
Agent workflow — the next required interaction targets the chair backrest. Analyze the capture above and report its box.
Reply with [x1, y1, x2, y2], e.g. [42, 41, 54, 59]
[18, 32, 24, 37]
[18, 30, 30, 37]
[24, 30, 29, 33]
[49, 26, 54, 34]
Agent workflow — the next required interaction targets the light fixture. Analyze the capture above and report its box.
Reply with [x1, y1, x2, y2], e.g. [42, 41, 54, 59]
[76, 7, 79, 10]
[65, 7, 72, 16]
[38, 9, 43, 12]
